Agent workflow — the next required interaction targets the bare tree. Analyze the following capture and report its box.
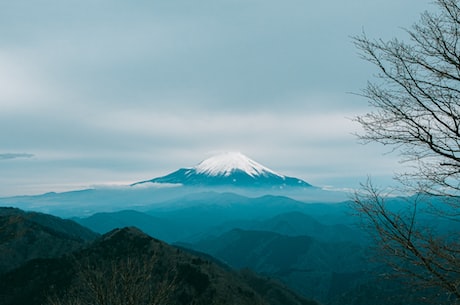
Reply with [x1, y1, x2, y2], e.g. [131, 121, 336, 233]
[47, 255, 177, 305]
[354, 0, 460, 197]
[353, 0, 460, 303]
[353, 181, 460, 303]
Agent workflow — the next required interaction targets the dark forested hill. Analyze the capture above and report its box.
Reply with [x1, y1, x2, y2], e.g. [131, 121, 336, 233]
[0, 207, 99, 274]
[0, 223, 318, 305]
[181, 228, 370, 303]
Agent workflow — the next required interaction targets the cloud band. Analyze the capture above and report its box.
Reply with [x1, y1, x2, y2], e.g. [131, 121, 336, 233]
[0, 153, 34, 160]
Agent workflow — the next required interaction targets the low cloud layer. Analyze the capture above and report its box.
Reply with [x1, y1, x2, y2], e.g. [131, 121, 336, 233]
[0, 153, 34, 160]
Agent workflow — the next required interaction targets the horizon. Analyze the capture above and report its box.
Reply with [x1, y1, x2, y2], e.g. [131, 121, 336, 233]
[0, 1, 432, 196]
[1, 150, 394, 197]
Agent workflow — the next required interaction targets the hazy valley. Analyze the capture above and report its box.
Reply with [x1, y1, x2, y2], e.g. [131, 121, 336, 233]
[0, 153, 433, 305]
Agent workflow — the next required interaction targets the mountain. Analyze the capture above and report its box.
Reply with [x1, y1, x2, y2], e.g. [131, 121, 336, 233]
[0, 207, 99, 274]
[73, 209, 188, 242]
[0, 154, 348, 218]
[133, 152, 312, 188]
[180, 229, 370, 304]
[0, 225, 319, 305]
[251, 211, 367, 243]
[73, 193, 345, 243]
[0, 187, 197, 217]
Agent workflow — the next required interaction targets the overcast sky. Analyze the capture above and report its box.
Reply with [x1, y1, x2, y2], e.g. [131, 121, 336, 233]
[0, 0, 433, 196]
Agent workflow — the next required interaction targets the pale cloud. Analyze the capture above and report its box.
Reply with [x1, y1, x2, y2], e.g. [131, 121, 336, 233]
[0, 51, 52, 110]
[0, 0, 433, 196]
[0, 153, 34, 160]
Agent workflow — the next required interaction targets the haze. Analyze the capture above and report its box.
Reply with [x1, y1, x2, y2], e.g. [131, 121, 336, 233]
[0, 0, 432, 196]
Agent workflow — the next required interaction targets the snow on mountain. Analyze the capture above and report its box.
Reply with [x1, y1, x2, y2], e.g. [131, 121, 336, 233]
[133, 152, 312, 188]
[194, 152, 283, 178]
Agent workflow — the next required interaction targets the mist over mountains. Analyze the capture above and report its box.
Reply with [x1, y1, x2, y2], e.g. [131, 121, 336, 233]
[0, 152, 347, 217]
[0, 208, 317, 305]
[0, 152, 428, 304]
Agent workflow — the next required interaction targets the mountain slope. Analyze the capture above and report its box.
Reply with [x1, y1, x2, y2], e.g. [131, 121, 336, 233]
[133, 152, 312, 188]
[182, 229, 369, 304]
[73, 193, 321, 242]
[0, 226, 318, 305]
[72, 209, 189, 242]
[252, 211, 367, 243]
[0, 207, 99, 274]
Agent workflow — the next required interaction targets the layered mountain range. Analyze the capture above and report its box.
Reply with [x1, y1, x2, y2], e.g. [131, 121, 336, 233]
[0, 152, 347, 218]
[0, 207, 318, 305]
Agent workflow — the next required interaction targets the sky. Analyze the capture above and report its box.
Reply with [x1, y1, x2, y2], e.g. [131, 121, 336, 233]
[0, 0, 434, 196]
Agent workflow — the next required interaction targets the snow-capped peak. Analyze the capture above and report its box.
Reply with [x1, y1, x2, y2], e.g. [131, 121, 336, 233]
[193, 152, 284, 178]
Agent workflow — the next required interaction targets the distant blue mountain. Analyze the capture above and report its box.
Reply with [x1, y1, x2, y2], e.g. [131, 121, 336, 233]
[133, 152, 312, 188]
